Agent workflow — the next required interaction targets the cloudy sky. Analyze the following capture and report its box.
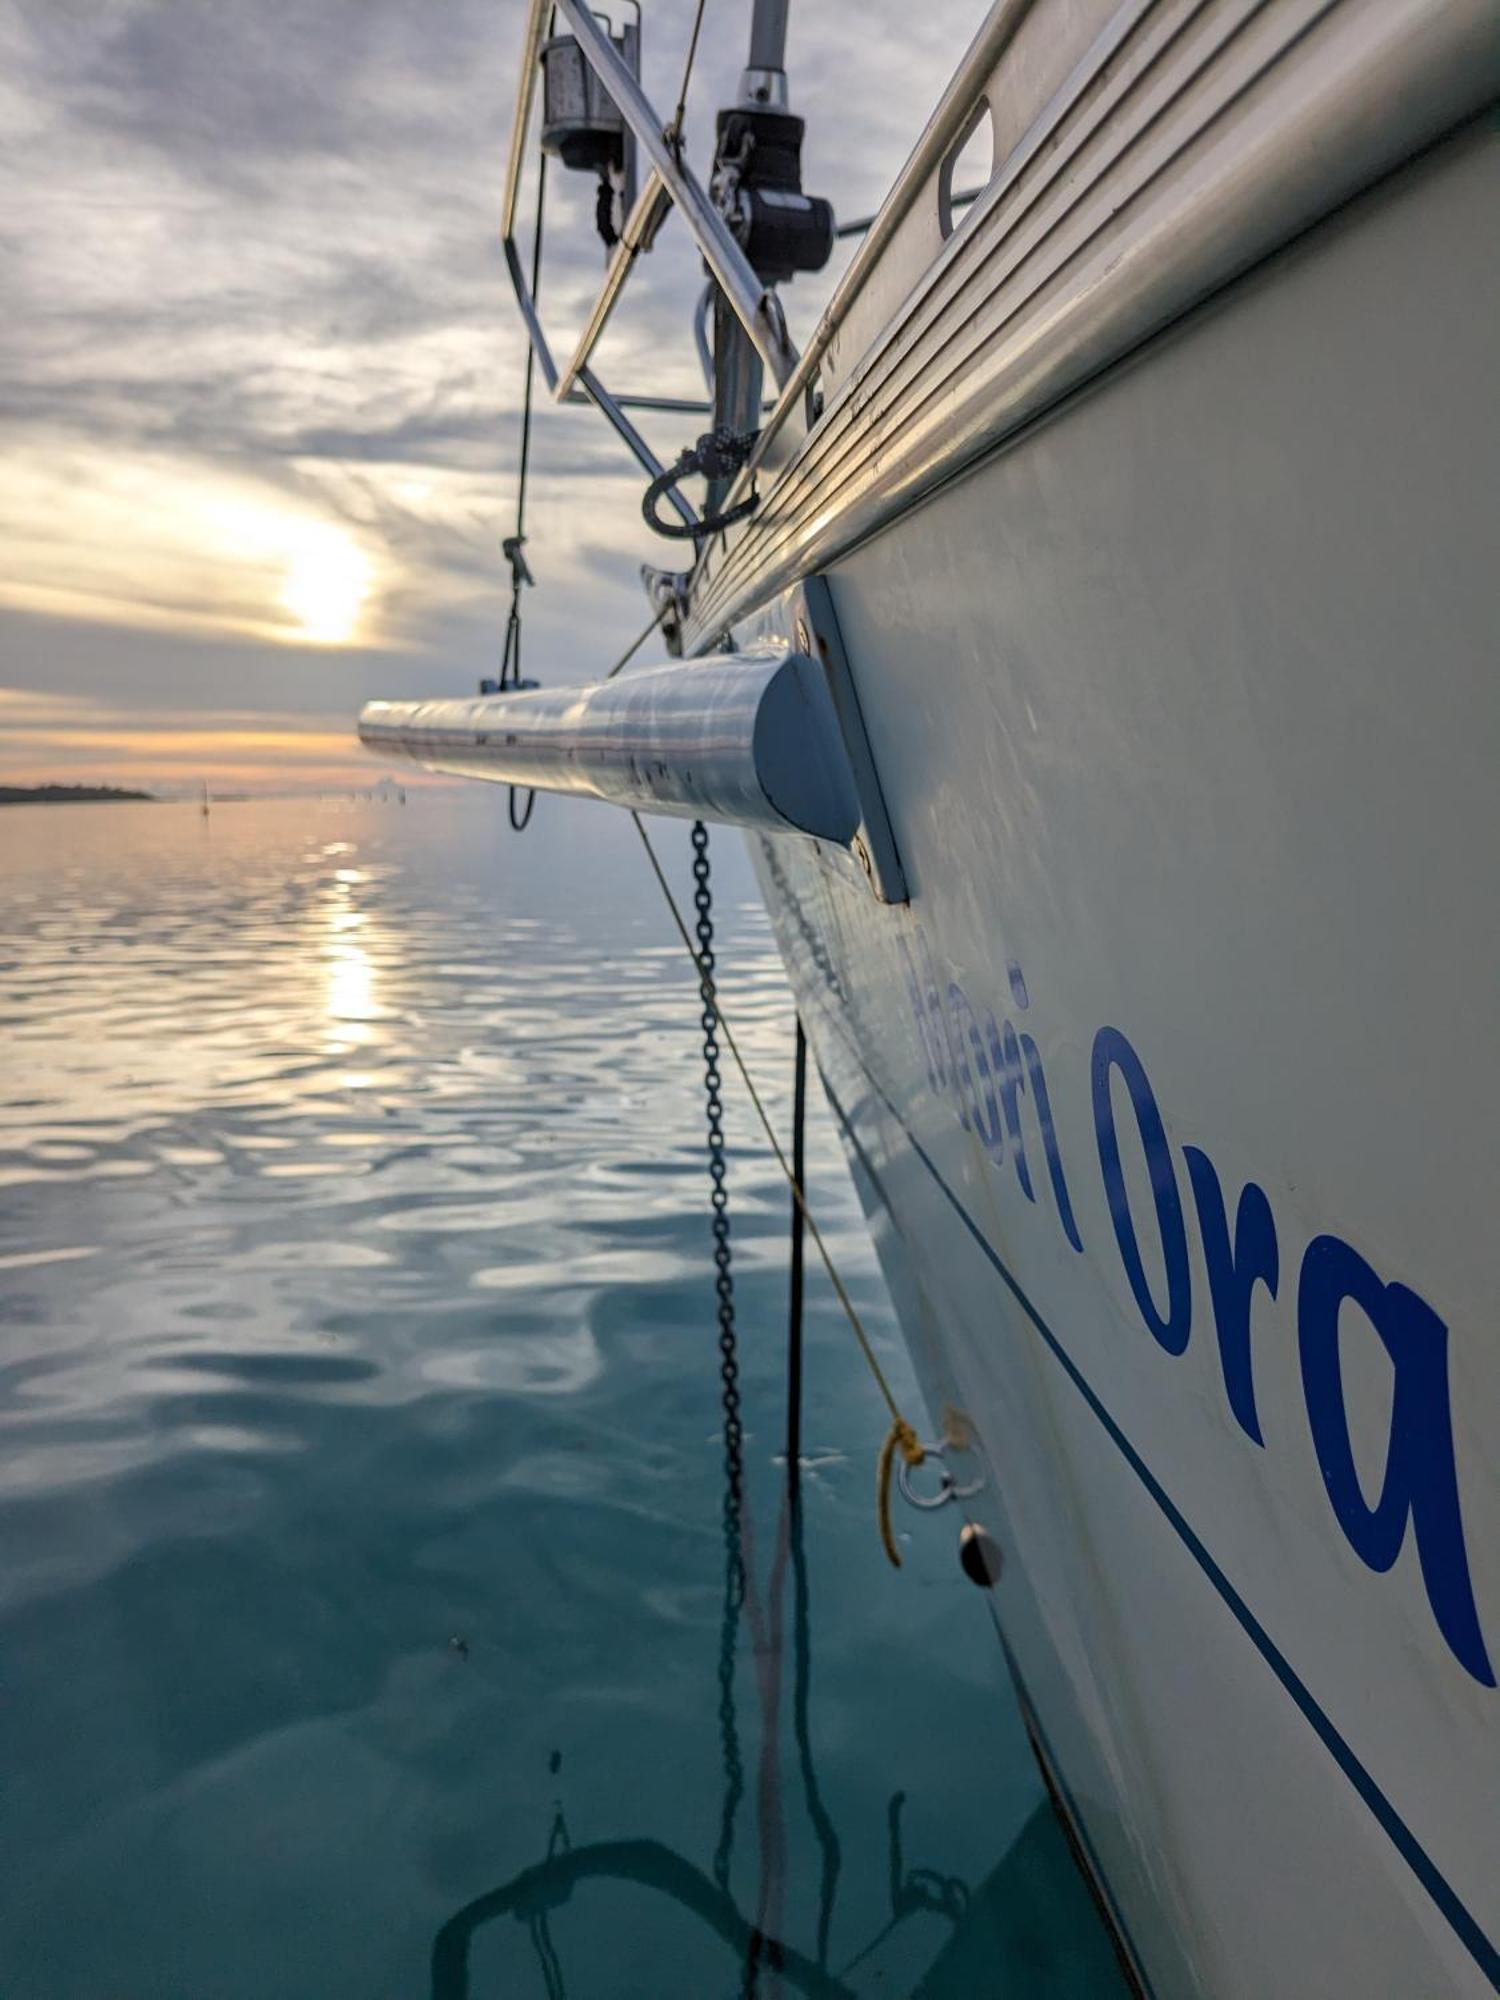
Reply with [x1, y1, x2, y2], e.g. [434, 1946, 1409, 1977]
[1, 0, 967, 793]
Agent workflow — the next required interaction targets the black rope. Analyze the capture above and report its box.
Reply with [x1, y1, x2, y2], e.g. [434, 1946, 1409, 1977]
[695, 819, 747, 1909]
[786, 1017, 807, 1483]
[524, 1809, 572, 1998]
[510, 148, 543, 617]
[781, 1011, 841, 1963]
[791, 1475, 842, 1971]
[643, 427, 761, 542]
[500, 149, 549, 832]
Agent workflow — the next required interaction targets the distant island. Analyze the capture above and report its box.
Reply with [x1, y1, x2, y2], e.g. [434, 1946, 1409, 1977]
[0, 784, 156, 806]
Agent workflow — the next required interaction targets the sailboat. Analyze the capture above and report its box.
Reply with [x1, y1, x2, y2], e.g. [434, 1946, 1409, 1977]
[359, 2, 1500, 1991]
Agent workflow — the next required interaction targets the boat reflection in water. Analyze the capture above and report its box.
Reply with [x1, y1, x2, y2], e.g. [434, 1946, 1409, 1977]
[432, 1474, 1128, 1998]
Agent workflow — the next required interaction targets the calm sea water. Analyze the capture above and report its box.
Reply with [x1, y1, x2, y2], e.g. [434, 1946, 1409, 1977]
[0, 796, 1124, 1999]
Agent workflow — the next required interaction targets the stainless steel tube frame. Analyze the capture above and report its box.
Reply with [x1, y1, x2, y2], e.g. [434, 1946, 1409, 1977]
[553, 0, 795, 390]
[500, 0, 551, 244]
[500, 0, 795, 437]
[499, 0, 696, 525]
[553, 168, 672, 406]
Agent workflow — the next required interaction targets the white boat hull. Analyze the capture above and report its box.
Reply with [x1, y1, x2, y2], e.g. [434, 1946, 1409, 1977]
[746, 124, 1499, 1997]
[364, 0, 1499, 1979]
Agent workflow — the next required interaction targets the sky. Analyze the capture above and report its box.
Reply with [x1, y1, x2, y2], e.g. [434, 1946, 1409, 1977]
[1, 0, 968, 794]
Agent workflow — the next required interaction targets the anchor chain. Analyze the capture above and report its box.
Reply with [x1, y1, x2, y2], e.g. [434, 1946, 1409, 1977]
[631, 811, 936, 1574]
[694, 819, 748, 1896]
[693, 820, 744, 1536]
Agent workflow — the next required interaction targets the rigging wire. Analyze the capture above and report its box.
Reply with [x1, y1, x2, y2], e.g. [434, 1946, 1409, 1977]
[604, 599, 671, 680]
[499, 148, 550, 832]
[511, 152, 546, 604]
[668, 0, 711, 146]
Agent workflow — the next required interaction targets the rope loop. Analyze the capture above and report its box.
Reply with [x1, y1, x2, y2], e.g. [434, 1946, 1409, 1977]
[876, 1420, 926, 1570]
[643, 427, 761, 542]
[892, 1418, 926, 1468]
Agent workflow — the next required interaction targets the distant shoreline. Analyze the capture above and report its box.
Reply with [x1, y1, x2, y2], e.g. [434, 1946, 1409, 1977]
[0, 785, 157, 807]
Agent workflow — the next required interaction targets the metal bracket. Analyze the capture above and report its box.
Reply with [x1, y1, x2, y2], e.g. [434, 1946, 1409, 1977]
[897, 1443, 985, 1510]
[786, 575, 908, 905]
[640, 566, 691, 658]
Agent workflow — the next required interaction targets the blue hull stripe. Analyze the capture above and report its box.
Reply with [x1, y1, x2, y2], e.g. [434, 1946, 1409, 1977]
[817, 1061, 1499, 1991]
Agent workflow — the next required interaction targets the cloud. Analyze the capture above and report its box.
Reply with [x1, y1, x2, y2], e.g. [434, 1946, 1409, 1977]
[1, 0, 966, 780]
[0, 683, 383, 791]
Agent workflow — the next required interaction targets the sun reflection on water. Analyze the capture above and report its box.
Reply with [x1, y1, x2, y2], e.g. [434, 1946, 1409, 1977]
[321, 870, 384, 1054]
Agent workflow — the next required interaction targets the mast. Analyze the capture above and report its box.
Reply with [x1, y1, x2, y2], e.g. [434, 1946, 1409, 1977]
[744, 0, 789, 104]
[707, 0, 826, 511]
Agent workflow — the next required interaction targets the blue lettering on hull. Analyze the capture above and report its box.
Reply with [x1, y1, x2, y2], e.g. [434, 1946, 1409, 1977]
[898, 937, 1492, 1688]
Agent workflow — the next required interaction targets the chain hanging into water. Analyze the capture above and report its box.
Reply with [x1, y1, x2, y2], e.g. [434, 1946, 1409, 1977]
[693, 819, 750, 1905]
[630, 814, 928, 1566]
[498, 149, 549, 833]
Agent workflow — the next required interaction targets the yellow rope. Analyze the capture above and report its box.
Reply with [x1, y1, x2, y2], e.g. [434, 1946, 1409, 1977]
[630, 812, 927, 1561]
[876, 1417, 926, 1569]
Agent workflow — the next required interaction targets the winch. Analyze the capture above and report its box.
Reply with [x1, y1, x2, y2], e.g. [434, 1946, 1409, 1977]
[712, 102, 834, 285]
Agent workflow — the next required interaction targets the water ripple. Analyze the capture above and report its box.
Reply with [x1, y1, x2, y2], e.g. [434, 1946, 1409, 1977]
[0, 796, 1123, 1999]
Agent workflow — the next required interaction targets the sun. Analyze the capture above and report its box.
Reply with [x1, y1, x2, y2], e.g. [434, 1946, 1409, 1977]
[277, 520, 370, 644]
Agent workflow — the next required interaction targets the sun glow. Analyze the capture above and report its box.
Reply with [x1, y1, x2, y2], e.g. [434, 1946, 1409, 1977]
[0, 444, 380, 648]
[277, 519, 370, 645]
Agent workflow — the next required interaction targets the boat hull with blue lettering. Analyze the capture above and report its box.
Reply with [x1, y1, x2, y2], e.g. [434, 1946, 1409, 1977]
[737, 114, 1498, 2000]
[359, 0, 1499, 1983]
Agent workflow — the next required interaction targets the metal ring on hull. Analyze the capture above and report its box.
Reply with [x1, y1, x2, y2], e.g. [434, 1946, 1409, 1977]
[897, 1444, 984, 1511]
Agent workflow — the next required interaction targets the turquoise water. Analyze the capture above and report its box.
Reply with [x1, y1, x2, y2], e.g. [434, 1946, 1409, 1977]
[0, 796, 1124, 1998]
